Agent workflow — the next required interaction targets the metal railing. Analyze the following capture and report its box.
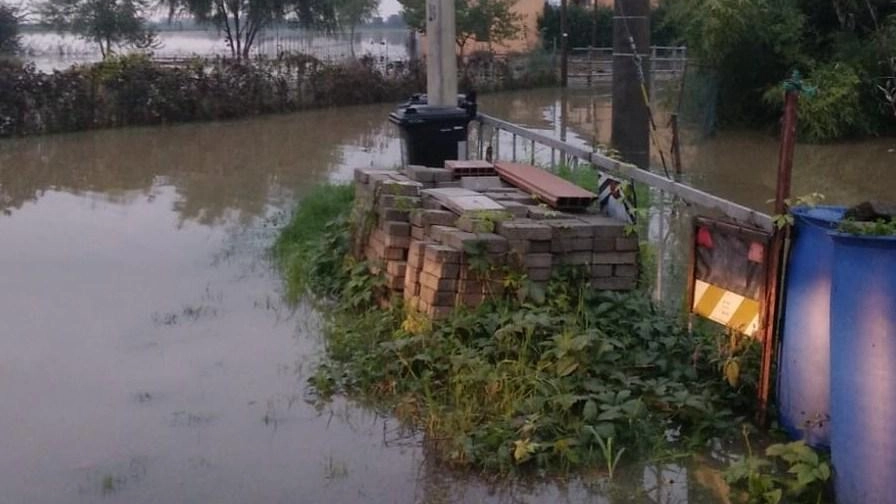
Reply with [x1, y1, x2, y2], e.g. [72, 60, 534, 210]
[469, 112, 773, 305]
[567, 45, 688, 84]
[471, 112, 773, 232]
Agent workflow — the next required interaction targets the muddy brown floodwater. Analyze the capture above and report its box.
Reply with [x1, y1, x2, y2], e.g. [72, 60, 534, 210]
[0, 87, 893, 504]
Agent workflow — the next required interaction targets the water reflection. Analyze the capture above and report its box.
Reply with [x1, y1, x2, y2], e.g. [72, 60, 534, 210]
[0, 104, 402, 221]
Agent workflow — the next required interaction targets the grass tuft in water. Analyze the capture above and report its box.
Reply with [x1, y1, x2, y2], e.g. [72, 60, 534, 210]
[273, 183, 355, 302]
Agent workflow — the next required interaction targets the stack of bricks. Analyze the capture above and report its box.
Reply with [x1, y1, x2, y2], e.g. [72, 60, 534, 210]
[417, 244, 461, 318]
[403, 165, 461, 189]
[495, 219, 554, 283]
[352, 160, 639, 319]
[584, 213, 640, 291]
[353, 168, 422, 296]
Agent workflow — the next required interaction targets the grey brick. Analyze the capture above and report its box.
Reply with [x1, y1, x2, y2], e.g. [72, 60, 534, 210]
[614, 264, 639, 278]
[592, 252, 638, 265]
[616, 237, 640, 251]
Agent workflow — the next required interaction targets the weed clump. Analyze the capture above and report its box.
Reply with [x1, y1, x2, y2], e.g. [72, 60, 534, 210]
[277, 183, 761, 474]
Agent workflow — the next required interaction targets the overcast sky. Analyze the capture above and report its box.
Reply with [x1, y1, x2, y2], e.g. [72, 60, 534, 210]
[380, 0, 401, 16]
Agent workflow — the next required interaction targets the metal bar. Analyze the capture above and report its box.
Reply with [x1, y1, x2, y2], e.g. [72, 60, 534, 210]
[671, 113, 683, 178]
[512, 133, 517, 161]
[758, 87, 799, 426]
[655, 189, 665, 303]
[477, 113, 774, 232]
[494, 128, 500, 161]
[551, 148, 556, 169]
[477, 122, 484, 160]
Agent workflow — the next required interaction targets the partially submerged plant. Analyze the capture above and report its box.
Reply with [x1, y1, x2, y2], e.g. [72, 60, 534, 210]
[725, 427, 832, 504]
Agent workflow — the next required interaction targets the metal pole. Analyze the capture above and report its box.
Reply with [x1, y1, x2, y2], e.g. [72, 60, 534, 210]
[655, 189, 665, 303]
[671, 113, 683, 178]
[530, 139, 536, 164]
[757, 85, 799, 425]
[478, 124, 485, 159]
[512, 133, 517, 161]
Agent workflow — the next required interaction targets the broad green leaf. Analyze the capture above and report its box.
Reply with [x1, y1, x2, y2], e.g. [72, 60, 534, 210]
[583, 399, 597, 421]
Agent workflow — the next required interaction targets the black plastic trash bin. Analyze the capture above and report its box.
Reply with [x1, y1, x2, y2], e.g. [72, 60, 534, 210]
[389, 93, 477, 168]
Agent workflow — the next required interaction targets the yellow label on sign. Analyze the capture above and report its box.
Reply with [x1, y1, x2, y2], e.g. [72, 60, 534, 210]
[692, 280, 761, 336]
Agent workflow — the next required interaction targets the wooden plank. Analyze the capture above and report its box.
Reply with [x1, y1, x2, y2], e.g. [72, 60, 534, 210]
[476, 113, 774, 232]
[494, 161, 597, 210]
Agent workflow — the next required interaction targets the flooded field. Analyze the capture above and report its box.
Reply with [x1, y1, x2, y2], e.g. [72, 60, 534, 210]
[1, 87, 893, 503]
[20, 29, 410, 72]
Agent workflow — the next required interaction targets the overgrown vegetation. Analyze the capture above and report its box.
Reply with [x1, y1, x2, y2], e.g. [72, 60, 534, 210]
[659, 0, 896, 141]
[277, 183, 769, 475]
[0, 2, 20, 56]
[0, 50, 554, 137]
[273, 183, 355, 301]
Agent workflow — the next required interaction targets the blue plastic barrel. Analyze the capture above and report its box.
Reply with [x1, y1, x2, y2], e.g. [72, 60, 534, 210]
[830, 232, 896, 504]
[777, 206, 845, 448]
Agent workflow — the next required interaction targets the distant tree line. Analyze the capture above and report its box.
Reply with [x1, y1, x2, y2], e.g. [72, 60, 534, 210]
[398, 0, 523, 57]
[32, 0, 381, 60]
[536, 2, 677, 51]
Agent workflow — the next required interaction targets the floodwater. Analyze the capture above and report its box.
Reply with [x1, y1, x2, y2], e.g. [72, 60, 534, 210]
[1, 87, 893, 503]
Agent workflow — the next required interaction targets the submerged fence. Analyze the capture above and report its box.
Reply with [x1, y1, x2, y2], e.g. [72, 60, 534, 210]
[567, 46, 688, 86]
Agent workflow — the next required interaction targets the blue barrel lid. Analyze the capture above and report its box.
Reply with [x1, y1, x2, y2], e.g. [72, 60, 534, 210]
[792, 206, 845, 229]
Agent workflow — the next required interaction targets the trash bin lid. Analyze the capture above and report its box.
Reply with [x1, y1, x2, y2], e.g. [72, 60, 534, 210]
[388, 105, 471, 126]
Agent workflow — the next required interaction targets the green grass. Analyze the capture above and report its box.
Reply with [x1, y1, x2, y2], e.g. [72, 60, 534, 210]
[274, 183, 355, 301]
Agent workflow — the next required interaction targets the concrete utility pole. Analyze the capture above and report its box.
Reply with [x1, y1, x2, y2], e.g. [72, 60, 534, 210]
[426, 0, 458, 106]
[611, 0, 650, 169]
[560, 0, 569, 87]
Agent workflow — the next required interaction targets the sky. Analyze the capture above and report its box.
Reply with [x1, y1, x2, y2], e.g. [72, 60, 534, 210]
[380, 0, 401, 16]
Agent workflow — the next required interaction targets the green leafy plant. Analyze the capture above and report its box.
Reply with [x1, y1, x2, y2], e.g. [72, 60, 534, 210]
[838, 217, 896, 236]
[726, 428, 831, 503]
[586, 429, 625, 480]
[770, 193, 826, 229]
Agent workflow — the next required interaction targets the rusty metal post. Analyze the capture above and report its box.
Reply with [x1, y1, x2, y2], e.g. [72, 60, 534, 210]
[757, 81, 800, 425]
[670, 113, 683, 178]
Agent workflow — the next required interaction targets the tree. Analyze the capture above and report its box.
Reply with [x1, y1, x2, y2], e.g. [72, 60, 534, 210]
[0, 2, 21, 55]
[384, 13, 404, 28]
[538, 2, 612, 49]
[165, 0, 285, 60]
[334, 0, 377, 57]
[398, 0, 522, 57]
[166, 0, 337, 60]
[39, 0, 156, 58]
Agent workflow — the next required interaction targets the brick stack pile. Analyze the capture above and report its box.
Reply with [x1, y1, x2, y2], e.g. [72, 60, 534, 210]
[352, 160, 639, 319]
